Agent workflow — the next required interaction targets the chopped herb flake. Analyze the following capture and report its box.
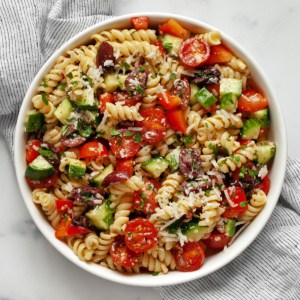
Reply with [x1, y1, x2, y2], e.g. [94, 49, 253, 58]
[41, 92, 48, 105]
[66, 72, 73, 79]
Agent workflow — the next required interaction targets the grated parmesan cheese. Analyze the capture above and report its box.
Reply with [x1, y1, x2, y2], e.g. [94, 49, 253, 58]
[224, 189, 238, 207]
[258, 165, 268, 179]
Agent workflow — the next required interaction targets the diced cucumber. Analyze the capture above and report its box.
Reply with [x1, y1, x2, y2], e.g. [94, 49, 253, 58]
[167, 218, 183, 235]
[85, 200, 114, 230]
[220, 78, 242, 97]
[165, 147, 181, 171]
[141, 157, 169, 178]
[181, 218, 208, 242]
[190, 83, 200, 105]
[92, 164, 114, 187]
[220, 93, 238, 113]
[54, 98, 73, 125]
[256, 141, 276, 164]
[117, 74, 128, 90]
[250, 109, 270, 128]
[162, 34, 183, 55]
[241, 119, 261, 140]
[195, 87, 217, 109]
[225, 219, 236, 237]
[26, 112, 45, 132]
[76, 89, 99, 110]
[25, 155, 55, 180]
[68, 159, 86, 179]
[104, 73, 120, 92]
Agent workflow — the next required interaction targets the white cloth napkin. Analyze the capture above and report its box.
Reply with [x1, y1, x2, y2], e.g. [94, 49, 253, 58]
[1, 1, 299, 299]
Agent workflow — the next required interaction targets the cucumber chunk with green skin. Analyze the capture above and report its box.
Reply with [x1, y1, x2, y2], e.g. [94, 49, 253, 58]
[220, 93, 238, 113]
[68, 159, 86, 179]
[241, 119, 261, 140]
[162, 34, 183, 55]
[256, 141, 276, 164]
[25, 155, 55, 180]
[165, 147, 181, 171]
[85, 201, 114, 230]
[141, 157, 169, 178]
[104, 73, 120, 92]
[54, 98, 73, 125]
[220, 78, 242, 97]
[225, 219, 236, 237]
[76, 89, 99, 111]
[92, 164, 114, 187]
[195, 87, 217, 109]
[190, 83, 200, 105]
[250, 109, 270, 128]
[26, 112, 45, 132]
[181, 218, 208, 242]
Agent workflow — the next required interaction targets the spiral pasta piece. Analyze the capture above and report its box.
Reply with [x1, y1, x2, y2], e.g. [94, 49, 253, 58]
[134, 145, 153, 175]
[155, 173, 185, 207]
[217, 141, 256, 173]
[66, 236, 94, 261]
[142, 73, 161, 109]
[37, 56, 70, 94]
[184, 106, 203, 134]
[198, 31, 221, 46]
[147, 245, 176, 270]
[155, 128, 178, 157]
[32, 189, 61, 228]
[32, 94, 57, 123]
[93, 231, 114, 263]
[110, 194, 133, 236]
[229, 56, 248, 72]
[140, 252, 168, 274]
[84, 232, 100, 250]
[200, 140, 220, 172]
[220, 131, 240, 155]
[43, 126, 62, 148]
[106, 103, 143, 121]
[239, 190, 267, 222]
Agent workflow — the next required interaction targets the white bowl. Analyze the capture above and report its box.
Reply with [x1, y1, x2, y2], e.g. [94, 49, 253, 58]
[14, 12, 287, 287]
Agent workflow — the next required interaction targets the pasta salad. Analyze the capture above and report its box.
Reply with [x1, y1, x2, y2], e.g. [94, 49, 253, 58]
[24, 16, 276, 274]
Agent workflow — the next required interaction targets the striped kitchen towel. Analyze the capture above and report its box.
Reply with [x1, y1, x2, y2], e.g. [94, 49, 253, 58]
[0, 1, 299, 299]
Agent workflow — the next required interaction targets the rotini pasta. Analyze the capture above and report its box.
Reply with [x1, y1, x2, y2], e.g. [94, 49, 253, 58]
[24, 17, 275, 275]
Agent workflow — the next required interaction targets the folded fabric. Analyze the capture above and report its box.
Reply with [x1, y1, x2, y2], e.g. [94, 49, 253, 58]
[156, 156, 300, 299]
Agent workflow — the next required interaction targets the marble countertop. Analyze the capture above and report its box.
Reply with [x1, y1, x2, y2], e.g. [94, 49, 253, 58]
[1, 0, 299, 299]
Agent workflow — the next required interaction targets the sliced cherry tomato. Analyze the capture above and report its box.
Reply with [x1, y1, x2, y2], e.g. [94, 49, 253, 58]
[130, 16, 149, 30]
[179, 38, 210, 67]
[115, 159, 134, 177]
[158, 91, 181, 110]
[125, 219, 157, 253]
[166, 109, 187, 133]
[109, 130, 141, 159]
[160, 19, 189, 40]
[78, 141, 109, 159]
[26, 171, 58, 188]
[204, 231, 232, 249]
[26, 140, 41, 163]
[238, 90, 268, 112]
[55, 215, 90, 239]
[113, 92, 139, 107]
[110, 236, 141, 267]
[56, 200, 74, 213]
[204, 45, 233, 65]
[256, 174, 271, 195]
[155, 41, 165, 55]
[238, 139, 252, 146]
[133, 181, 159, 215]
[222, 187, 248, 218]
[172, 242, 205, 272]
[136, 108, 167, 143]
[147, 179, 161, 192]
[99, 93, 114, 114]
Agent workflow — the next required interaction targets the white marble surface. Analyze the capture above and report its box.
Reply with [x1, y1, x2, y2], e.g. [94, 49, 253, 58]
[1, 0, 300, 299]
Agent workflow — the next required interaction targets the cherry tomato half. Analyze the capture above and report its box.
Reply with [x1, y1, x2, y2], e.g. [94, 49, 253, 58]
[179, 38, 210, 67]
[99, 93, 114, 114]
[222, 187, 248, 218]
[115, 159, 134, 177]
[78, 141, 109, 159]
[238, 90, 268, 112]
[110, 236, 141, 267]
[132, 181, 159, 215]
[256, 174, 271, 195]
[26, 140, 41, 163]
[56, 200, 74, 213]
[172, 242, 205, 272]
[109, 129, 141, 159]
[130, 17, 149, 30]
[125, 219, 157, 253]
[204, 231, 232, 249]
